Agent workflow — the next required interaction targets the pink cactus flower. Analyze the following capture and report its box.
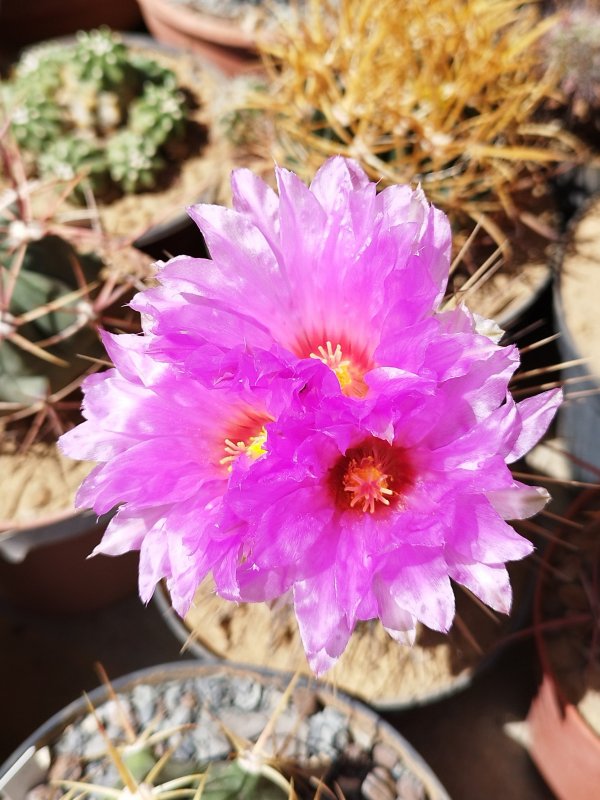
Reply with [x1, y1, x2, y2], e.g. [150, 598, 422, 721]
[59, 156, 561, 674]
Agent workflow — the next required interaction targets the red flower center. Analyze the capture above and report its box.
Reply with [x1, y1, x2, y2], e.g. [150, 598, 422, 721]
[329, 439, 415, 514]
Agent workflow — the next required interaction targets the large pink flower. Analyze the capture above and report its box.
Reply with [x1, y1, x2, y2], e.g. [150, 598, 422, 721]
[59, 156, 561, 675]
[217, 362, 560, 674]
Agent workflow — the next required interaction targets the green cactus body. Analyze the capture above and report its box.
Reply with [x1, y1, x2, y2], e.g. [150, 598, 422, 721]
[2, 27, 193, 198]
[106, 131, 166, 194]
[38, 136, 108, 194]
[200, 760, 289, 800]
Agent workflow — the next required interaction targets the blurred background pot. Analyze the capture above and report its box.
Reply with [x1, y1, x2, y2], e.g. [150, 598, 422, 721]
[0, 510, 139, 614]
[0, 0, 142, 54]
[553, 195, 600, 482]
[136, 0, 261, 75]
[527, 488, 600, 800]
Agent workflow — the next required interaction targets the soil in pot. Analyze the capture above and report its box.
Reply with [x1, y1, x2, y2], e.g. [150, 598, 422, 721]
[158, 558, 531, 710]
[0, 662, 450, 800]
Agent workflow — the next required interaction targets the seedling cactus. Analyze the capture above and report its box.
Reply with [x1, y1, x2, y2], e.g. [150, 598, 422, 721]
[254, 0, 582, 254]
[2, 27, 194, 200]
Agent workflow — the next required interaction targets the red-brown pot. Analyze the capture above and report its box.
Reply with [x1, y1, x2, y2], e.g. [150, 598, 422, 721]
[136, 0, 261, 75]
[526, 488, 600, 800]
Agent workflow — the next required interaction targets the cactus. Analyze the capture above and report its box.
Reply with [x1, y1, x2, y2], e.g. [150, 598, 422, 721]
[2, 28, 194, 200]
[106, 131, 166, 194]
[252, 0, 582, 257]
[38, 135, 107, 192]
[53, 673, 338, 800]
[0, 131, 151, 448]
[129, 80, 188, 147]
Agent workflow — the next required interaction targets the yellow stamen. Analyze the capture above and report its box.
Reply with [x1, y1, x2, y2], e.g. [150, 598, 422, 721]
[309, 341, 354, 391]
[343, 456, 394, 514]
[220, 428, 268, 469]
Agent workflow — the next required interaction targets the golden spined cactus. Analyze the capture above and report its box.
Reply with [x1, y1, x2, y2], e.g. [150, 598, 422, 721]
[256, 0, 582, 253]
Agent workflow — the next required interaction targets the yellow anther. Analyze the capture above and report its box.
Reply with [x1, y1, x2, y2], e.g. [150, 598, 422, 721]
[220, 428, 268, 470]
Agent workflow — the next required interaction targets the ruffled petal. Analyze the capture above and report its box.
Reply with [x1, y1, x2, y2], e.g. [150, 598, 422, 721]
[376, 550, 455, 632]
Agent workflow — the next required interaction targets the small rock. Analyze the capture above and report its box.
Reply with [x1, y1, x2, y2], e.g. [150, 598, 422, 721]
[191, 715, 231, 762]
[168, 702, 195, 728]
[293, 687, 319, 718]
[90, 763, 120, 789]
[372, 742, 398, 771]
[171, 737, 200, 764]
[362, 766, 397, 800]
[348, 717, 377, 751]
[307, 708, 349, 758]
[131, 684, 157, 728]
[53, 725, 84, 756]
[25, 786, 56, 800]
[163, 681, 184, 713]
[196, 676, 230, 709]
[80, 713, 99, 736]
[232, 677, 263, 711]
[396, 769, 426, 800]
[82, 733, 105, 760]
[219, 708, 271, 741]
[48, 754, 81, 783]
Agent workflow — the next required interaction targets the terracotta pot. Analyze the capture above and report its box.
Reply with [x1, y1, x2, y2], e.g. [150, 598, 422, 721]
[136, 0, 261, 75]
[527, 488, 600, 800]
[0, 661, 451, 800]
[0, 0, 142, 53]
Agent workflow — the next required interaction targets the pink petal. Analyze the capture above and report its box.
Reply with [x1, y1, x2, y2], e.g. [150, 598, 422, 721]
[449, 562, 512, 615]
[487, 483, 550, 520]
[293, 573, 354, 676]
[376, 551, 455, 632]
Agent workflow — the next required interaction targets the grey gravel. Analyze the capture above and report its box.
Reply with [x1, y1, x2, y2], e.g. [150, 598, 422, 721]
[131, 683, 157, 727]
[307, 707, 349, 758]
[34, 671, 435, 800]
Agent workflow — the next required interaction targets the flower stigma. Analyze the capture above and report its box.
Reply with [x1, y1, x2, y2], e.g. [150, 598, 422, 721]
[343, 455, 394, 513]
[309, 340, 369, 398]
